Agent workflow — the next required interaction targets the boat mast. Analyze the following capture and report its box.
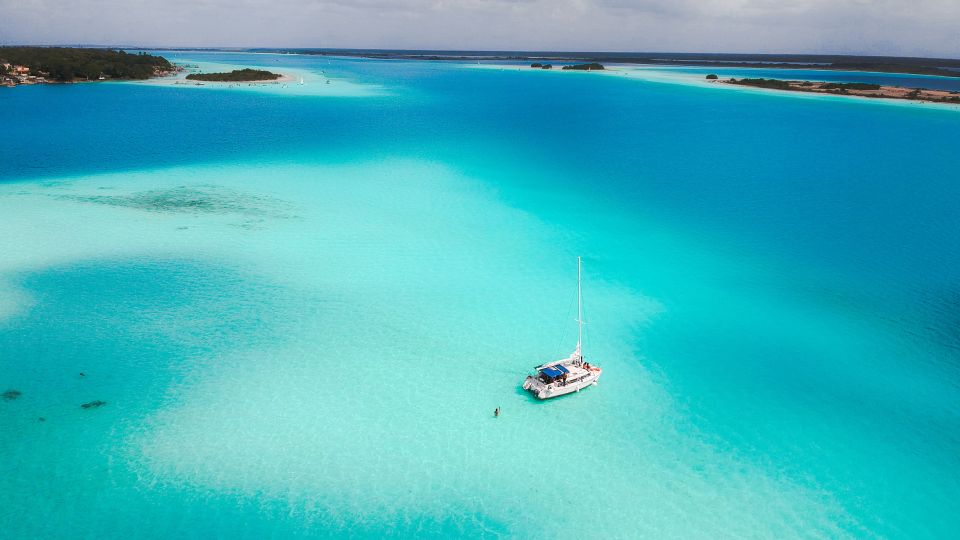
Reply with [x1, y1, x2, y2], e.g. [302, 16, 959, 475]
[577, 256, 583, 361]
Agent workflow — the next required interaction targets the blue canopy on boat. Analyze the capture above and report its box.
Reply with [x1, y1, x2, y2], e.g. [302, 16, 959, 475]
[540, 364, 569, 378]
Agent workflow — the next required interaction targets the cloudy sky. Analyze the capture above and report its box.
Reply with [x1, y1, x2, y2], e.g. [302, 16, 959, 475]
[1, 0, 958, 57]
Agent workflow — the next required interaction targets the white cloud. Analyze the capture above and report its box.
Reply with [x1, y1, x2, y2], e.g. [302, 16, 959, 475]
[0, 0, 957, 57]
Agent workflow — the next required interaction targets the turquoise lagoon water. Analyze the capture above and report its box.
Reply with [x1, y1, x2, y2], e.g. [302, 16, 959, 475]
[1, 52, 959, 538]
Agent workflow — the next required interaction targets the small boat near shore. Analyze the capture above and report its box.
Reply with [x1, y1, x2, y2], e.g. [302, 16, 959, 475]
[522, 257, 602, 399]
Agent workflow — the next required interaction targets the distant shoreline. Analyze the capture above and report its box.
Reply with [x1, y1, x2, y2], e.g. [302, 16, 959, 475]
[249, 49, 960, 79]
[715, 77, 960, 105]
[124, 47, 960, 79]
[10, 46, 960, 80]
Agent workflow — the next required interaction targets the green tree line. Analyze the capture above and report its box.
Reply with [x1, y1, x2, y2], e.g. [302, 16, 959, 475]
[185, 69, 281, 82]
[0, 47, 171, 81]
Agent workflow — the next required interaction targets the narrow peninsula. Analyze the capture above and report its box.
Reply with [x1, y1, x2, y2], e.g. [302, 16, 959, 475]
[716, 76, 960, 104]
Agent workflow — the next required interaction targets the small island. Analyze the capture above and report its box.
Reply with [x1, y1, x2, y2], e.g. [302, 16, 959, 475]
[562, 63, 605, 71]
[528, 62, 603, 72]
[714, 76, 960, 104]
[1, 47, 175, 87]
[185, 68, 282, 82]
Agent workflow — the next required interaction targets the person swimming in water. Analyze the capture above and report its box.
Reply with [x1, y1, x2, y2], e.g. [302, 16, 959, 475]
[494, 407, 500, 417]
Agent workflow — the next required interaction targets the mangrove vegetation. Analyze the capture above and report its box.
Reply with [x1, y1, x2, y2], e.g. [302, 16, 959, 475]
[185, 68, 282, 82]
[0, 47, 172, 81]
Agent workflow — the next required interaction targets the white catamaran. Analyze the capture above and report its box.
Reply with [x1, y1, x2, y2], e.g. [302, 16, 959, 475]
[522, 257, 602, 399]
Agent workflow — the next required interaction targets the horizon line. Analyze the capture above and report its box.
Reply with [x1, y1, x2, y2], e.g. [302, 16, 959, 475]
[2, 45, 959, 62]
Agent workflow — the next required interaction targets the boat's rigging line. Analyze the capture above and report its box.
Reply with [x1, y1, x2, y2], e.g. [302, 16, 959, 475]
[522, 256, 602, 399]
[554, 279, 578, 360]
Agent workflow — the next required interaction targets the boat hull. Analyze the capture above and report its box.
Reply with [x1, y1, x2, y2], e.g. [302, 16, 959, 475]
[523, 369, 601, 399]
